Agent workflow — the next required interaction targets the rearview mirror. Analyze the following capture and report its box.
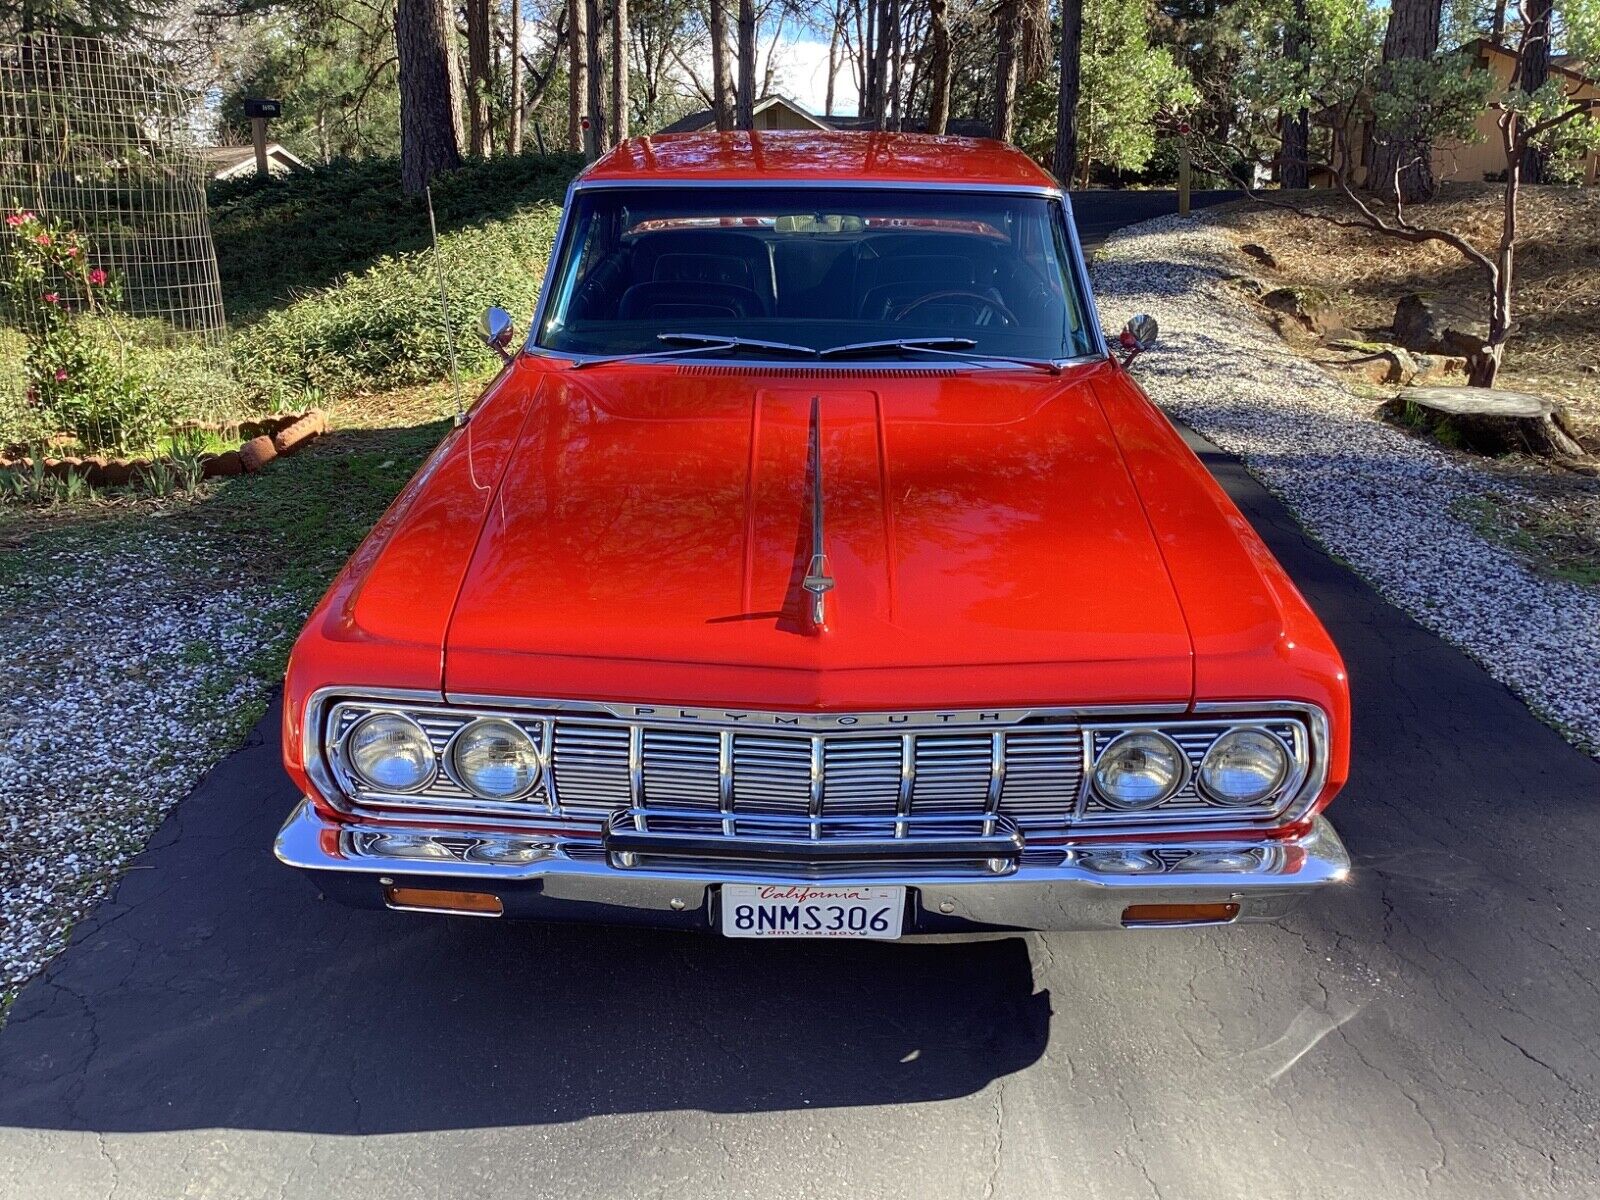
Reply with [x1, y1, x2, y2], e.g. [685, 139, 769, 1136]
[479, 307, 516, 361]
[1119, 314, 1158, 366]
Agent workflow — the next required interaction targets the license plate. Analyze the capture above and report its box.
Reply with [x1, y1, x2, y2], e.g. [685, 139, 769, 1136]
[720, 884, 906, 940]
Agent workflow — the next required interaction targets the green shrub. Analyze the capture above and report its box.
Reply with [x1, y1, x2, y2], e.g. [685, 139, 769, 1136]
[231, 202, 562, 397]
[209, 152, 581, 320]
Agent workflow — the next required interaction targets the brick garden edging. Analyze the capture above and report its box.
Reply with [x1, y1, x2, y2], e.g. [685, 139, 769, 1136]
[0, 410, 328, 486]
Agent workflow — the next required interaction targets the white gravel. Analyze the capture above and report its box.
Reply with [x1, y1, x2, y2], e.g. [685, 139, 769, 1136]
[1093, 212, 1600, 756]
[0, 529, 292, 1005]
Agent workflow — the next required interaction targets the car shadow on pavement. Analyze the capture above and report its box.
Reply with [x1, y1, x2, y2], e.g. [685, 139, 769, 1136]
[0, 710, 1051, 1133]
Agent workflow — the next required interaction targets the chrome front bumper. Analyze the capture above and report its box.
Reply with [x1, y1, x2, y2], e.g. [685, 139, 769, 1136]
[273, 799, 1350, 933]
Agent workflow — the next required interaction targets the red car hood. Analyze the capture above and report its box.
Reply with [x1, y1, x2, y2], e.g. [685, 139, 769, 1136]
[439, 362, 1194, 710]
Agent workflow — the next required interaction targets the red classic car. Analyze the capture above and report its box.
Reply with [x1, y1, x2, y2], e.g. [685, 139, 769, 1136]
[274, 131, 1350, 938]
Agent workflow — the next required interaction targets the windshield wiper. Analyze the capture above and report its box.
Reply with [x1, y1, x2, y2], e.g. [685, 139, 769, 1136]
[818, 337, 1061, 375]
[571, 332, 817, 369]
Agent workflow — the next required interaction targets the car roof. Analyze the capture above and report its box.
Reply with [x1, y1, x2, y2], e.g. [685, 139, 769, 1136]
[579, 130, 1061, 191]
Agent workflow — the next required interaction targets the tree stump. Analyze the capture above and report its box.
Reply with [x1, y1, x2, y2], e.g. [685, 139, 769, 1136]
[1384, 386, 1589, 461]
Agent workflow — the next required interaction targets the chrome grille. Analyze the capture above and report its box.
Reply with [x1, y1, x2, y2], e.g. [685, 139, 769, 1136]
[320, 700, 1317, 840]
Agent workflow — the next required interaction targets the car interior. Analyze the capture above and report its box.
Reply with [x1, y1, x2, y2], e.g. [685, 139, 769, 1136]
[564, 226, 1069, 335]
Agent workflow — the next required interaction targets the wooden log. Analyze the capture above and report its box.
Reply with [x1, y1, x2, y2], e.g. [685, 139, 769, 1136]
[1384, 386, 1590, 462]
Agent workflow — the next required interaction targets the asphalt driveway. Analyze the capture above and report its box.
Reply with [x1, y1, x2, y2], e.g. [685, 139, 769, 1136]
[1, 193, 1597, 1199]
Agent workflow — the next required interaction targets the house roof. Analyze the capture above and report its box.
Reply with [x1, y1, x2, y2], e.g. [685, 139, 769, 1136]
[654, 96, 993, 141]
[1465, 38, 1597, 86]
[582, 129, 1058, 190]
[655, 94, 831, 136]
[200, 143, 310, 179]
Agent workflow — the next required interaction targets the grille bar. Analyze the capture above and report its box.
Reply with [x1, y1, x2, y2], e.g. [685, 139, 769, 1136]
[323, 701, 1315, 840]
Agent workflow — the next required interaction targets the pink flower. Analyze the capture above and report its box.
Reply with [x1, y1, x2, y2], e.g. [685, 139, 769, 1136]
[5, 214, 21, 227]
[87, 268, 106, 285]
[54, 369, 69, 382]
[42, 292, 59, 304]
[65, 245, 79, 257]
[34, 232, 50, 245]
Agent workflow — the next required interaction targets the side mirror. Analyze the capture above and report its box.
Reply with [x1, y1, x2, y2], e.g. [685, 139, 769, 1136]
[478, 307, 516, 362]
[1119, 313, 1158, 366]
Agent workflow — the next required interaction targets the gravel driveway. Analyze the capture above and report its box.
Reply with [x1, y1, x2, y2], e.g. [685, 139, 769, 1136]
[0, 529, 291, 1007]
[1092, 213, 1600, 756]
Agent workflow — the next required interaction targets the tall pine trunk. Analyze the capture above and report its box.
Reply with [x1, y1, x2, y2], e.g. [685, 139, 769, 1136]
[1369, 0, 1443, 204]
[1052, 0, 1081, 182]
[709, 0, 734, 130]
[397, 0, 464, 195]
[466, 0, 494, 156]
[926, 0, 951, 133]
[1279, 0, 1309, 189]
[567, 0, 587, 152]
[736, 0, 756, 128]
[1519, 0, 1553, 183]
[508, 0, 523, 153]
[585, 0, 607, 150]
[611, 0, 629, 141]
[993, 0, 1020, 142]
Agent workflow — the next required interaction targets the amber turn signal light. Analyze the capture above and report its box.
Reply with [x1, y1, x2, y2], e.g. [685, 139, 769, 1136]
[1121, 902, 1240, 927]
[383, 886, 504, 916]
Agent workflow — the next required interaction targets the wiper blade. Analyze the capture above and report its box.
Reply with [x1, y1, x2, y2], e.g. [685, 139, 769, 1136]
[571, 333, 816, 369]
[658, 333, 818, 356]
[818, 337, 1060, 375]
[819, 337, 976, 357]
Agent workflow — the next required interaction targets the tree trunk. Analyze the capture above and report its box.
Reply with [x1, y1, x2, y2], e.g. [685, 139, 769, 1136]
[993, 0, 1019, 142]
[508, 0, 523, 153]
[1369, 0, 1443, 204]
[825, 16, 840, 116]
[567, 0, 587, 151]
[1052, 0, 1081, 182]
[611, 0, 629, 141]
[1490, 0, 1506, 41]
[585, 0, 607, 151]
[396, 0, 465, 195]
[887, 0, 902, 130]
[466, 0, 494, 157]
[736, 0, 756, 128]
[1279, 0, 1309, 188]
[925, 0, 950, 134]
[709, 0, 734, 131]
[1519, 0, 1553, 183]
[868, 0, 891, 128]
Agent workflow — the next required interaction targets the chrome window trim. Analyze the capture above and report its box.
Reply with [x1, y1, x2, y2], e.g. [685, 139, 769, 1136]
[524, 179, 1107, 365]
[301, 687, 1330, 837]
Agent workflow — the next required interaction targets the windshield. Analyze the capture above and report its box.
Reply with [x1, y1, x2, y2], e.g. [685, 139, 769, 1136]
[535, 186, 1099, 362]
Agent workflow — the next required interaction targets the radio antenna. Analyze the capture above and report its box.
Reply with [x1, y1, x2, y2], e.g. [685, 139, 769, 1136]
[425, 185, 466, 427]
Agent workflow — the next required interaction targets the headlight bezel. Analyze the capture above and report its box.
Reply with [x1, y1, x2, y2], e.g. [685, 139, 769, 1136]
[1078, 710, 1319, 828]
[338, 710, 438, 795]
[1089, 729, 1190, 810]
[1196, 726, 1294, 807]
[443, 717, 544, 801]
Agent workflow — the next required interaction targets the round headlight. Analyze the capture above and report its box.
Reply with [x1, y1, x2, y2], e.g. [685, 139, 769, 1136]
[449, 719, 541, 800]
[1092, 731, 1185, 810]
[1198, 728, 1290, 806]
[346, 713, 435, 793]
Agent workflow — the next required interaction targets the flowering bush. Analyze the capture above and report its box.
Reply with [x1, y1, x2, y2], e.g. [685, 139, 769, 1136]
[2, 208, 170, 451]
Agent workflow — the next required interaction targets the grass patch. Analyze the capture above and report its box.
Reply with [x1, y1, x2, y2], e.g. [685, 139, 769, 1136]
[1452, 492, 1600, 588]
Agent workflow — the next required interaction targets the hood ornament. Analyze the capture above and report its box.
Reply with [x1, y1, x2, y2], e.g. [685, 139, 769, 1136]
[802, 394, 835, 631]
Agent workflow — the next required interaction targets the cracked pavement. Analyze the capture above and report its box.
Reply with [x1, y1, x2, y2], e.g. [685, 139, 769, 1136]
[2, 193, 1598, 1199]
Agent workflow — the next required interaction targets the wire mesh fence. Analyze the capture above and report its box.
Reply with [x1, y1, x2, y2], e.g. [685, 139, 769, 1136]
[0, 33, 233, 453]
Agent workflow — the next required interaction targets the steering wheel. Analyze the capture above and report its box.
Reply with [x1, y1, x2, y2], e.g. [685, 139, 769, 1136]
[893, 290, 1018, 328]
